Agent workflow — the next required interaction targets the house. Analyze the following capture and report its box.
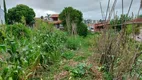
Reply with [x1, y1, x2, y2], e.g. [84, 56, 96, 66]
[87, 24, 94, 32]
[48, 14, 62, 29]
[94, 21, 109, 32]
[125, 18, 142, 25]
[0, 7, 5, 25]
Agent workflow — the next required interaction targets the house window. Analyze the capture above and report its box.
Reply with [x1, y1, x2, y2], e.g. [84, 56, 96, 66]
[52, 17, 58, 21]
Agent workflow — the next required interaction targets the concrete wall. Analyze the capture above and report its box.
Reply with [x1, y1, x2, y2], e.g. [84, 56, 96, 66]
[0, 8, 5, 25]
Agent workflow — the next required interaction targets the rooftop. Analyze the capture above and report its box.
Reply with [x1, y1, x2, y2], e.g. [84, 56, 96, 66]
[50, 14, 59, 18]
[126, 18, 142, 24]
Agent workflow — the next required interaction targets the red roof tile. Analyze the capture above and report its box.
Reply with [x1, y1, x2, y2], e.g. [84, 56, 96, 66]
[50, 14, 59, 18]
[48, 20, 62, 24]
[131, 18, 142, 23]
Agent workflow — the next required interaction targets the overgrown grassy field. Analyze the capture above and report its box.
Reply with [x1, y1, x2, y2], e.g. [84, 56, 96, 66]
[0, 20, 142, 80]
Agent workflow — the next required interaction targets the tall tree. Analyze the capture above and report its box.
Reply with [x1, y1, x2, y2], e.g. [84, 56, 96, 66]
[3, 0, 8, 24]
[8, 4, 35, 26]
[59, 7, 83, 35]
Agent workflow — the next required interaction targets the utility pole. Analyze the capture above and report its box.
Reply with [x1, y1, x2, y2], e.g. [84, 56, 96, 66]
[122, 0, 124, 15]
[3, 0, 8, 24]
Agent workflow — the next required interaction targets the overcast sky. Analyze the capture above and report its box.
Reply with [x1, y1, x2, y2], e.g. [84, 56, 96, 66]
[0, 0, 141, 20]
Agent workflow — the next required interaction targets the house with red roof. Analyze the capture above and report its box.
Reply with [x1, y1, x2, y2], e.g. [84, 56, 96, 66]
[48, 14, 63, 29]
[125, 18, 142, 24]
[94, 21, 110, 32]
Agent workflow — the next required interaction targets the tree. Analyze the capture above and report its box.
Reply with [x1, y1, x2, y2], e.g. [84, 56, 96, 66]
[47, 14, 51, 20]
[77, 22, 88, 37]
[8, 4, 35, 26]
[59, 7, 83, 35]
[3, 0, 8, 24]
[110, 14, 131, 31]
[138, 14, 142, 18]
[41, 16, 44, 19]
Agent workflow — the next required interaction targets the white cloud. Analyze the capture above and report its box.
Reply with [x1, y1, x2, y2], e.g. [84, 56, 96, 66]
[0, 0, 141, 19]
[34, 9, 57, 17]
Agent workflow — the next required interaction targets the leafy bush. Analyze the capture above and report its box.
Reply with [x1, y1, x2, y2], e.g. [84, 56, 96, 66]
[70, 63, 92, 77]
[66, 36, 81, 50]
[0, 31, 5, 43]
[37, 29, 67, 53]
[0, 23, 67, 79]
[62, 51, 74, 60]
[126, 24, 140, 35]
[34, 25, 67, 65]
[6, 23, 31, 39]
[77, 23, 88, 37]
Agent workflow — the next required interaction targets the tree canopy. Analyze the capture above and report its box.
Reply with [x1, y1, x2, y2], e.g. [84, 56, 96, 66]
[8, 4, 35, 25]
[110, 14, 132, 31]
[138, 14, 142, 18]
[59, 7, 83, 35]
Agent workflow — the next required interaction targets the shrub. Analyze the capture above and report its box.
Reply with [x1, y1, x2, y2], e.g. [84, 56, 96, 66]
[35, 25, 67, 64]
[6, 23, 31, 39]
[70, 63, 92, 77]
[66, 36, 81, 50]
[38, 30, 67, 53]
[126, 24, 140, 35]
[77, 23, 88, 37]
[0, 31, 5, 43]
[126, 24, 133, 35]
[62, 51, 74, 60]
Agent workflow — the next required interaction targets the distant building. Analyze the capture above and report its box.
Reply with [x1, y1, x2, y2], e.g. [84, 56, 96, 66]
[0, 7, 5, 25]
[48, 14, 63, 29]
[125, 18, 142, 24]
[94, 21, 110, 32]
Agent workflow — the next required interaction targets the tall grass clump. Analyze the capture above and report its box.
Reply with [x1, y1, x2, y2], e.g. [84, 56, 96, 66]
[92, 26, 142, 80]
[66, 36, 82, 50]
[6, 23, 32, 39]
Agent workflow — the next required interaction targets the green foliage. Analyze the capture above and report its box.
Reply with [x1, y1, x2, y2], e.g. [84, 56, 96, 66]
[77, 23, 88, 37]
[0, 23, 68, 79]
[138, 14, 142, 18]
[126, 24, 133, 35]
[8, 4, 35, 25]
[74, 56, 86, 61]
[126, 24, 141, 35]
[70, 63, 92, 77]
[103, 72, 113, 80]
[59, 7, 83, 35]
[59, 7, 83, 26]
[110, 14, 131, 31]
[66, 36, 81, 50]
[6, 23, 31, 39]
[62, 51, 74, 60]
[0, 31, 5, 43]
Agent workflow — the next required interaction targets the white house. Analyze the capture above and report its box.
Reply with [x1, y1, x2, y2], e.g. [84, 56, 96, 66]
[0, 7, 5, 25]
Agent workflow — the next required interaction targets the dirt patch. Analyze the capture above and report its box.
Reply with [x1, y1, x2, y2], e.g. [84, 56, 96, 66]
[54, 71, 69, 80]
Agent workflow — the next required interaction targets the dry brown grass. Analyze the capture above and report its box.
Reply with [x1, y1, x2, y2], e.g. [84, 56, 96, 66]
[92, 27, 142, 79]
